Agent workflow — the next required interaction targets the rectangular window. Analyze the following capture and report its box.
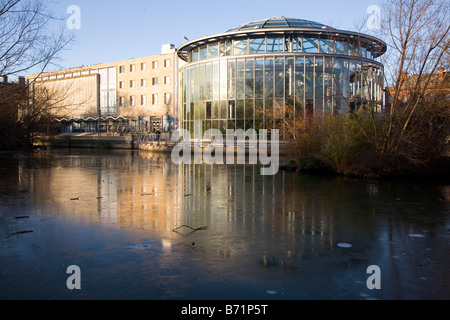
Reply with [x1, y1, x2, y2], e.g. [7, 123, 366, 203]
[119, 81, 125, 89]
[234, 39, 249, 55]
[165, 93, 171, 105]
[152, 77, 158, 85]
[267, 37, 284, 53]
[199, 45, 207, 60]
[164, 59, 171, 68]
[303, 37, 319, 53]
[220, 40, 232, 57]
[141, 95, 147, 106]
[152, 94, 158, 105]
[141, 79, 147, 87]
[119, 66, 125, 73]
[130, 96, 135, 106]
[249, 38, 266, 54]
[208, 43, 219, 58]
[119, 97, 125, 106]
[130, 80, 135, 88]
[164, 76, 171, 85]
[228, 100, 236, 119]
[130, 65, 135, 72]
[152, 61, 158, 69]
[206, 101, 212, 119]
[141, 63, 147, 71]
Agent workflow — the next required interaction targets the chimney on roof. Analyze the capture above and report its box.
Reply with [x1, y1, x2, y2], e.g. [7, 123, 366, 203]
[2, 75, 7, 83]
[18, 76, 25, 86]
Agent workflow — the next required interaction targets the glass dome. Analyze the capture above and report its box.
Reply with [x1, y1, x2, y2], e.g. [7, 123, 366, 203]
[226, 17, 335, 32]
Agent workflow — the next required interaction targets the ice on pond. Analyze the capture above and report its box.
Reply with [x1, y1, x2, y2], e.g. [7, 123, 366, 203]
[127, 245, 150, 251]
[408, 234, 426, 238]
[337, 243, 353, 248]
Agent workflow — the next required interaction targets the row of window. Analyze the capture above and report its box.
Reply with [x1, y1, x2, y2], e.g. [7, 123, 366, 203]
[188, 36, 381, 63]
[34, 59, 172, 82]
[119, 76, 171, 88]
[119, 60, 171, 73]
[119, 93, 171, 107]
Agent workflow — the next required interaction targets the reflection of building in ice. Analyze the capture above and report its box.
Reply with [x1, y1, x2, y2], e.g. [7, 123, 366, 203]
[180, 162, 337, 263]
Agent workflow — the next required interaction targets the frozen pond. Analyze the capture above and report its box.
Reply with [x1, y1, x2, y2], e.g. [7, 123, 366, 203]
[0, 150, 449, 300]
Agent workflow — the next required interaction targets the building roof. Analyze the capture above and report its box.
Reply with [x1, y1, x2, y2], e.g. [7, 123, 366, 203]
[225, 17, 334, 32]
[177, 17, 387, 61]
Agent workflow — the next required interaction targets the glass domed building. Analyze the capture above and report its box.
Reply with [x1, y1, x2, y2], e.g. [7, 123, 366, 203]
[177, 17, 387, 136]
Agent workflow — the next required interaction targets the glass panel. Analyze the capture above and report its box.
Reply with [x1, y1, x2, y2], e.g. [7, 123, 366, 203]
[249, 38, 266, 54]
[236, 59, 245, 99]
[264, 57, 274, 99]
[255, 99, 264, 129]
[285, 57, 295, 111]
[264, 20, 289, 28]
[234, 39, 248, 55]
[208, 43, 219, 59]
[228, 59, 236, 100]
[255, 58, 264, 99]
[220, 60, 227, 100]
[335, 40, 347, 55]
[205, 62, 213, 101]
[213, 61, 220, 100]
[236, 99, 245, 119]
[212, 101, 219, 120]
[245, 99, 254, 125]
[305, 57, 315, 104]
[303, 37, 319, 53]
[266, 37, 284, 53]
[193, 48, 199, 62]
[292, 37, 301, 52]
[265, 99, 274, 128]
[275, 98, 284, 119]
[220, 100, 227, 119]
[199, 63, 206, 101]
[245, 58, 254, 99]
[348, 39, 360, 56]
[295, 57, 305, 117]
[206, 101, 212, 119]
[220, 40, 232, 56]
[320, 38, 335, 54]
[324, 57, 333, 113]
[199, 45, 207, 60]
[315, 57, 324, 112]
[275, 57, 285, 98]
[285, 36, 292, 52]
[228, 101, 236, 120]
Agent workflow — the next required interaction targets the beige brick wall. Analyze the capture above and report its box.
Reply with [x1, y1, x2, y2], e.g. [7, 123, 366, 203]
[31, 75, 98, 118]
[115, 53, 175, 118]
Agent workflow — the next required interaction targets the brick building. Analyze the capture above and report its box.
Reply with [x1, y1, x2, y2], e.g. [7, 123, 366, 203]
[384, 67, 450, 112]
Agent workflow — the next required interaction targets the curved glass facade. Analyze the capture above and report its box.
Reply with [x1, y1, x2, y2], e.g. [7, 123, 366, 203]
[178, 19, 386, 136]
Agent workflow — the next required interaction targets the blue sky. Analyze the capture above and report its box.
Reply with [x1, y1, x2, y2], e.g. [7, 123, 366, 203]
[47, 0, 383, 72]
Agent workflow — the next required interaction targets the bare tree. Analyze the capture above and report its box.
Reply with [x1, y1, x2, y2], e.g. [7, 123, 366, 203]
[0, 0, 73, 150]
[378, 0, 450, 171]
[0, 0, 71, 77]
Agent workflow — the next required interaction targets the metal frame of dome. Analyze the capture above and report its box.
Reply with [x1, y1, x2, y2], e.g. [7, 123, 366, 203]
[226, 17, 334, 32]
[177, 17, 387, 61]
